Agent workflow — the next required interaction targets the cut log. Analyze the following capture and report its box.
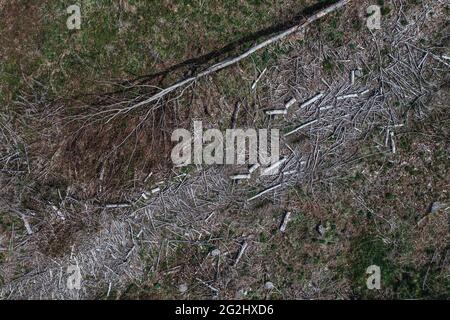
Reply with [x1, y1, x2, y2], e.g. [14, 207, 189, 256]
[279, 211, 292, 233]
[230, 174, 251, 180]
[285, 97, 297, 110]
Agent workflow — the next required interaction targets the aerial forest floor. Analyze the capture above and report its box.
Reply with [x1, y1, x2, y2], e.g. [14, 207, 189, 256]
[0, 0, 448, 299]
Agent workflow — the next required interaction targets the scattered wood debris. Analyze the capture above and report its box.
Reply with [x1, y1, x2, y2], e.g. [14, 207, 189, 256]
[360, 89, 370, 96]
[265, 109, 288, 116]
[51, 205, 66, 220]
[283, 170, 297, 176]
[265, 97, 297, 116]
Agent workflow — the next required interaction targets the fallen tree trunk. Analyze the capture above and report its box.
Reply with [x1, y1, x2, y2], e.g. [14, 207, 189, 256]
[128, 0, 350, 110]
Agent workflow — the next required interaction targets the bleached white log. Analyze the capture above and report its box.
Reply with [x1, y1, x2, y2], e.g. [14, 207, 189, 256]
[299, 93, 324, 108]
[359, 89, 370, 96]
[337, 93, 358, 100]
[196, 277, 219, 292]
[151, 187, 161, 194]
[284, 119, 318, 137]
[105, 203, 131, 209]
[144, 172, 153, 183]
[319, 105, 334, 111]
[230, 174, 251, 180]
[390, 131, 396, 154]
[249, 163, 260, 174]
[107, 283, 112, 298]
[20, 214, 33, 235]
[285, 97, 297, 110]
[247, 184, 282, 201]
[261, 157, 286, 176]
[280, 212, 292, 233]
[266, 109, 288, 115]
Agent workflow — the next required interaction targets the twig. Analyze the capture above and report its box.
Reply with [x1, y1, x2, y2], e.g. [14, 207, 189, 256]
[251, 67, 267, 90]
[233, 241, 248, 267]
